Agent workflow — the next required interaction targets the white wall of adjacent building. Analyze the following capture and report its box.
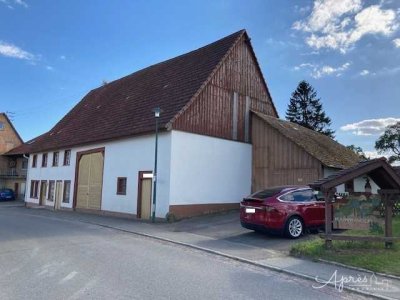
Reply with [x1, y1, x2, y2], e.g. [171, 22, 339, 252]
[25, 132, 172, 218]
[169, 130, 252, 205]
[323, 167, 379, 194]
[25, 129, 253, 217]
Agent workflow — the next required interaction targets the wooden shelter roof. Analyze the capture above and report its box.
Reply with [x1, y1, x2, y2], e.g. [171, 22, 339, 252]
[309, 158, 400, 191]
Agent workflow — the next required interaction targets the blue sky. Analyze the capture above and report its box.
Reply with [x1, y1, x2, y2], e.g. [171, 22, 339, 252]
[1, 0, 399, 157]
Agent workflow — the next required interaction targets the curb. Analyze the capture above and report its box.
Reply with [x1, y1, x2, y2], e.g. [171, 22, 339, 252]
[78, 219, 397, 300]
[318, 259, 400, 281]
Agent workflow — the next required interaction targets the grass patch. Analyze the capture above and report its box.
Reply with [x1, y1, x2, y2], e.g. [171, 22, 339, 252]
[290, 217, 400, 276]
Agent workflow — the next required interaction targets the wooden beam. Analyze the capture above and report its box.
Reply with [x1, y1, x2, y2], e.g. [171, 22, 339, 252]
[323, 188, 335, 248]
[320, 234, 400, 242]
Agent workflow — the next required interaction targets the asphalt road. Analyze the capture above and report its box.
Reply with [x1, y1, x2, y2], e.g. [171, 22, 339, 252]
[0, 207, 367, 300]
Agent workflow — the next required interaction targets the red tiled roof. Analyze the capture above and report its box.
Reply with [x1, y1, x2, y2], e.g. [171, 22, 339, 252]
[8, 30, 246, 154]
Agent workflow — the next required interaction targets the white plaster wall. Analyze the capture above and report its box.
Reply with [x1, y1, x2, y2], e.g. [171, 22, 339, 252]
[354, 176, 379, 194]
[25, 132, 171, 217]
[323, 167, 379, 194]
[169, 130, 252, 205]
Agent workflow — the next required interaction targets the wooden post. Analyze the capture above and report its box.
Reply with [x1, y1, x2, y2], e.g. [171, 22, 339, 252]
[323, 188, 334, 249]
[384, 193, 394, 248]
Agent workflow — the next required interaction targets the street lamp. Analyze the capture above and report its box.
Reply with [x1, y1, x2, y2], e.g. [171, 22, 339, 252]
[152, 107, 162, 222]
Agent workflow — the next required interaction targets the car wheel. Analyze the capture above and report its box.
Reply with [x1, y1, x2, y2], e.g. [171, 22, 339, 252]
[285, 216, 303, 239]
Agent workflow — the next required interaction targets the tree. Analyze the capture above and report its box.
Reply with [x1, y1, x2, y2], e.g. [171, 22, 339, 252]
[286, 80, 335, 138]
[346, 145, 368, 160]
[375, 122, 400, 164]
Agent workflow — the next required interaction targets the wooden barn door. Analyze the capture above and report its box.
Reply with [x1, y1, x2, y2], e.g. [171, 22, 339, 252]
[75, 149, 104, 210]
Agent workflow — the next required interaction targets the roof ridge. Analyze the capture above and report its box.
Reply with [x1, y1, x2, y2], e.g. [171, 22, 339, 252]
[90, 29, 246, 94]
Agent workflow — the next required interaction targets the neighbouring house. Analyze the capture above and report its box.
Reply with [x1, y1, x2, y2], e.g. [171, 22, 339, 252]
[251, 112, 377, 194]
[0, 113, 28, 199]
[8, 29, 363, 219]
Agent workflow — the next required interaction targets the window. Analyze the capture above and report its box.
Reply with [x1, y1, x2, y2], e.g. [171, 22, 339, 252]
[48, 180, 55, 201]
[30, 180, 39, 198]
[63, 150, 71, 166]
[117, 177, 127, 195]
[52, 152, 59, 166]
[63, 180, 71, 203]
[280, 189, 315, 202]
[0, 121, 4, 130]
[22, 158, 28, 169]
[345, 180, 354, 193]
[32, 154, 37, 168]
[42, 153, 48, 167]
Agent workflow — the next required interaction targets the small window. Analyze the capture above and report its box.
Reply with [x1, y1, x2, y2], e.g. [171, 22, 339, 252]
[63, 150, 71, 166]
[48, 180, 55, 201]
[30, 180, 39, 198]
[0, 121, 4, 130]
[117, 177, 127, 195]
[63, 180, 71, 203]
[52, 152, 59, 166]
[42, 153, 48, 167]
[345, 180, 354, 193]
[32, 154, 37, 168]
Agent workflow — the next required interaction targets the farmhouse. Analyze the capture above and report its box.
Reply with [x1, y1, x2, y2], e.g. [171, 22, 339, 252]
[8, 30, 363, 219]
[0, 113, 28, 199]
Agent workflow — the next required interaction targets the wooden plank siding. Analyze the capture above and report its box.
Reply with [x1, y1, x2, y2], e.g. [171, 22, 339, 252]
[252, 115, 323, 192]
[172, 35, 277, 142]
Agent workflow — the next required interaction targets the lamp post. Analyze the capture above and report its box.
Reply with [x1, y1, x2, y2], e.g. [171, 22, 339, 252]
[152, 107, 162, 222]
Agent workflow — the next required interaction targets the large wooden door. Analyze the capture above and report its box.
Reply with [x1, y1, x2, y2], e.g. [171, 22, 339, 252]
[76, 151, 104, 210]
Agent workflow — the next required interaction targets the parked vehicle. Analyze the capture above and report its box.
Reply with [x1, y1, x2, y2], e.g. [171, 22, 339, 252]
[240, 185, 325, 238]
[0, 188, 16, 201]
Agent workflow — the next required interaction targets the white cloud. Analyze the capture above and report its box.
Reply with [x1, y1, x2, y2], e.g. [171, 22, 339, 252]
[341, 117, 400, 135]
[0, 0, 28, 8]
[359, 69, 370, 76]
[60, 55, 66, 60]
[45, 65, 54, 71]
[0, 41, 34, 60]
[294, 62, 351, 78]
[394, 38, 400, 47]
[293, 1, 399, 53]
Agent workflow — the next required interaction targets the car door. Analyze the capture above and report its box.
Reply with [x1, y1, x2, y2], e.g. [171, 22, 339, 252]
[291, 189, 321, 227]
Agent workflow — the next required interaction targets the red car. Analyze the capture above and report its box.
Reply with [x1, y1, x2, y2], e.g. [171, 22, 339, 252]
[240, 186, 325, 238]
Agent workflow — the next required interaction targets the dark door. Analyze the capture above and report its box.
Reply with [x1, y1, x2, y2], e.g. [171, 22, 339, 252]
[14, 183, 19, 198]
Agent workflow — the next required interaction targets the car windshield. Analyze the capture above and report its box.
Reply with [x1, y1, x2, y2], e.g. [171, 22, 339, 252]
[0, 189, 12, 193]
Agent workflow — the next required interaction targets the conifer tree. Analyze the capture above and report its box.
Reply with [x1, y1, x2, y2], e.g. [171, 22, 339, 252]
[286, 80, 335, 138]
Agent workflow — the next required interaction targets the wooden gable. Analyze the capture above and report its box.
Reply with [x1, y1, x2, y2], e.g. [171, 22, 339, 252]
[171, 33, 277, 142]
[0, 113, 22, 155]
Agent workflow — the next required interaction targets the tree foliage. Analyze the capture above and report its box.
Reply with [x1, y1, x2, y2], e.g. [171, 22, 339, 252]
[346, 145, 368, 160]
[286, 81, 335, 138]
[375, 122, 400, 164]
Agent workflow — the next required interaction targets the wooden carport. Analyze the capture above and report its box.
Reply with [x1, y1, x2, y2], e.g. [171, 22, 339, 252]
[309, 158, 400, 248]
